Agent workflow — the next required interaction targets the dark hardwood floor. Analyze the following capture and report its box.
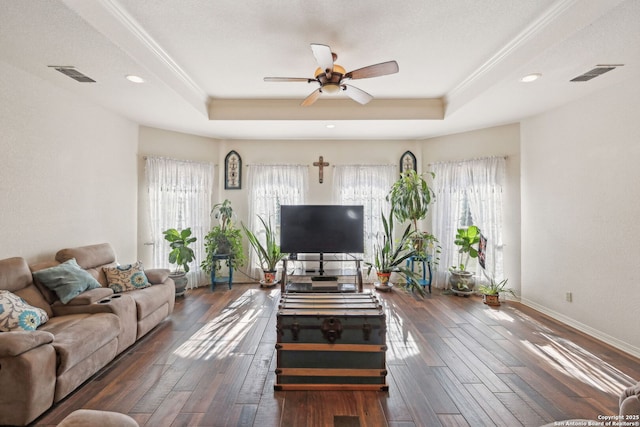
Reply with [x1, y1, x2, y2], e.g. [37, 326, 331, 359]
[33, 284, 640, 427]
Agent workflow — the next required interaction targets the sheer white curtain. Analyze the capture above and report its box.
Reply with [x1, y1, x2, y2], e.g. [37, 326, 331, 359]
[145, 156, 214, 288]
[431, 157, 505, 287]
[247, 165, 308, 276]
[333, 164, 397, 278]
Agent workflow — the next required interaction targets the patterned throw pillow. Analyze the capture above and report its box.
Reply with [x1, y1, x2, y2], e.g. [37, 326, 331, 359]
[0, 290, 49, 332]
[104, 262, 150, 293]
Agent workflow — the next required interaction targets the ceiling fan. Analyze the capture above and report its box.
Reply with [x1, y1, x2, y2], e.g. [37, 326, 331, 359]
[264, 43, 399, 106]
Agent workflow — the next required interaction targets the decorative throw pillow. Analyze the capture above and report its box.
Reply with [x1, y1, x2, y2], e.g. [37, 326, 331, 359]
[103, 262, 150, 293]
[0, 290, 49, 332]
[32, 258, 102, 304]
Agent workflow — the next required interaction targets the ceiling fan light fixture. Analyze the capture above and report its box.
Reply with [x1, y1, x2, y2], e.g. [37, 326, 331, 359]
[520, 73, 541, 83]
[321, 83, 341, 94]
[265, 43, 399, 106]
[314, 64, 346, 78]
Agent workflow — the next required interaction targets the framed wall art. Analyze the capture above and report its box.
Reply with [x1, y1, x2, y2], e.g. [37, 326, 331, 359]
[400, 150, 416, 175]
[224, 150, 242, 189]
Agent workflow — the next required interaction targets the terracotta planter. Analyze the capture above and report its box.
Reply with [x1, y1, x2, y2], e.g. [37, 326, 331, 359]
[483, 293, 500, 306]
[376, 272, 392, 286]
[260, 270, 278, 287]
[263, 270, 277, 284]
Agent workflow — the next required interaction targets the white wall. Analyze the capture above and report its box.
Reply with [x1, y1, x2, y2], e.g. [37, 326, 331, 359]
[137, 133, 420, 278]
[0, 60, 138, 263]
[421, 124, 522, 292]
[215, 138, 421, 223]
[521, 79, 640, 356]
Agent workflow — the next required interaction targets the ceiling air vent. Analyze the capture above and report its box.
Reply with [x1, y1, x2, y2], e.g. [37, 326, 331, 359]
[48, 66, 96, 83]
[570, 64, 623, 82]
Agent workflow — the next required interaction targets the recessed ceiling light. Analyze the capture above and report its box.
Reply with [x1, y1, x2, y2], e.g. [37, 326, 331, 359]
[125, 75, 145, 83]
[326, 124, 336, 129]
[520, 73, 541, 83]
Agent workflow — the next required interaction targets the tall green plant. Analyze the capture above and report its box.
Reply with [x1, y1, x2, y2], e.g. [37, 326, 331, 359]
[453, 225, 481, 271]
[387, 169, 435, 232]
[163, 228, 197, 273]
[365, 208, 424, 296]
[200, 199, 245, 274]
[242, 216, 286, 271]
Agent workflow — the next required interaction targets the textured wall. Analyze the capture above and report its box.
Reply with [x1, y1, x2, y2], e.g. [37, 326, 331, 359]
[521, 78, 640, 356]
[0, 60, 138, 263]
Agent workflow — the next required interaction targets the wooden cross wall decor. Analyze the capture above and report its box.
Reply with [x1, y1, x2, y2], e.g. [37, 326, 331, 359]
[313, 156, 330, 183]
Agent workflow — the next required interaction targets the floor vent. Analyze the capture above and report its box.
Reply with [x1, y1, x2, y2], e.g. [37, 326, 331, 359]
[48, 66, 96, 83]
[570, 64, 622, 82]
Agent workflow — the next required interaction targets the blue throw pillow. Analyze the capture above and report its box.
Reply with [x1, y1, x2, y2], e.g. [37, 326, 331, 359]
[33, 258, 101, 304]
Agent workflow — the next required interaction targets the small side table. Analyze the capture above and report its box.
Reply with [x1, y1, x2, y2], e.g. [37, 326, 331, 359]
[406, 256, 432, 293]
[210, 254, 233, 290]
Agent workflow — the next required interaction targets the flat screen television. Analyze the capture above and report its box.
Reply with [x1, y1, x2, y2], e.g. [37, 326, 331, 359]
[280, 205, 364, 254]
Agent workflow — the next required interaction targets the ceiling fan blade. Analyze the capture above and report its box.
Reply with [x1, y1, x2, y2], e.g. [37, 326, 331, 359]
[311, 43, 334, 74]
[301, 88, 322, 107]
[345, 61, 399, 80]
[264, 77, 314, 83]
[343, 84, 373, 105]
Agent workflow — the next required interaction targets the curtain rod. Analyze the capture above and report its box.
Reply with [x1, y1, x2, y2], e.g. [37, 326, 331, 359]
[245, 164, 308, 167]
[331, 163, 395, 167]
[142, 155, 215, 167]
[427, 155, 507, 167]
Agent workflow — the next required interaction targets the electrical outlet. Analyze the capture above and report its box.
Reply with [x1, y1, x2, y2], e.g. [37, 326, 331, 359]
[565, 292, 572, 302]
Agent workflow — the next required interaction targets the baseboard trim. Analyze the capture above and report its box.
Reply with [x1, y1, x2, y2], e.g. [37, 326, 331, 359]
[520, 297, 640, 359]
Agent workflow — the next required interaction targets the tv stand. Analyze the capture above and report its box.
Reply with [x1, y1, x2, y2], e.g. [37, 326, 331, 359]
[281, 255, 363, 293]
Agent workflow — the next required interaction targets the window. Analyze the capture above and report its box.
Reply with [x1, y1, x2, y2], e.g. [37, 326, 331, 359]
[333, 165, 397, 277]
[431, 157, 505, 285]
[145, 156, 214, 288]
[246, 165, 308, 275]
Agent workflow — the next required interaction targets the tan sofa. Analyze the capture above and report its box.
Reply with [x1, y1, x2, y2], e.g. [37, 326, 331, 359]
[52, 243, 175, 342]
[0, 243, 174, 426]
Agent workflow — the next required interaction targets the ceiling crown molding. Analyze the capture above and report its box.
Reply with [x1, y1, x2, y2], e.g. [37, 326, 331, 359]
[445, 0, 625, 116]
[61, 0, 209, 116]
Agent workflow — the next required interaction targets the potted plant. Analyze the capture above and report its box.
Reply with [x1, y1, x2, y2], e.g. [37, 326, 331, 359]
[387, 169, 436, 233]
[449, 225, 481, 295]
[412, 230, 441, 266]
[387, 169, 440, 276]
[200, 199, 246, 278]
[162, 227, 197, 296]
[242, 215, 286, 286]
[477, 277, 515, 306]
[365, 208, 424, 296]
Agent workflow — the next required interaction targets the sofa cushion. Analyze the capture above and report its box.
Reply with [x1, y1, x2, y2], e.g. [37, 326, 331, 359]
[33, 259, 101, 304]
[56, 243, 117, 287]
[15, 283, 54, 318]
[104, 262, 150, 293]
[0, 290, 49, 331]
[58, 409, 140, 427]
[127, 284, 172, 319]
[39, 313, 119, 374]
[0, 257, 33, 293]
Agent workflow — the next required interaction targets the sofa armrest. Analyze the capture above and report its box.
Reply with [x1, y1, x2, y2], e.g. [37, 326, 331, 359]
[0, 330, 54, 357]
[620, 382, 640, 417]
[50, 288, 114, 315]
[67, 287, 114, 305]
[145, 268, 170, 284]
